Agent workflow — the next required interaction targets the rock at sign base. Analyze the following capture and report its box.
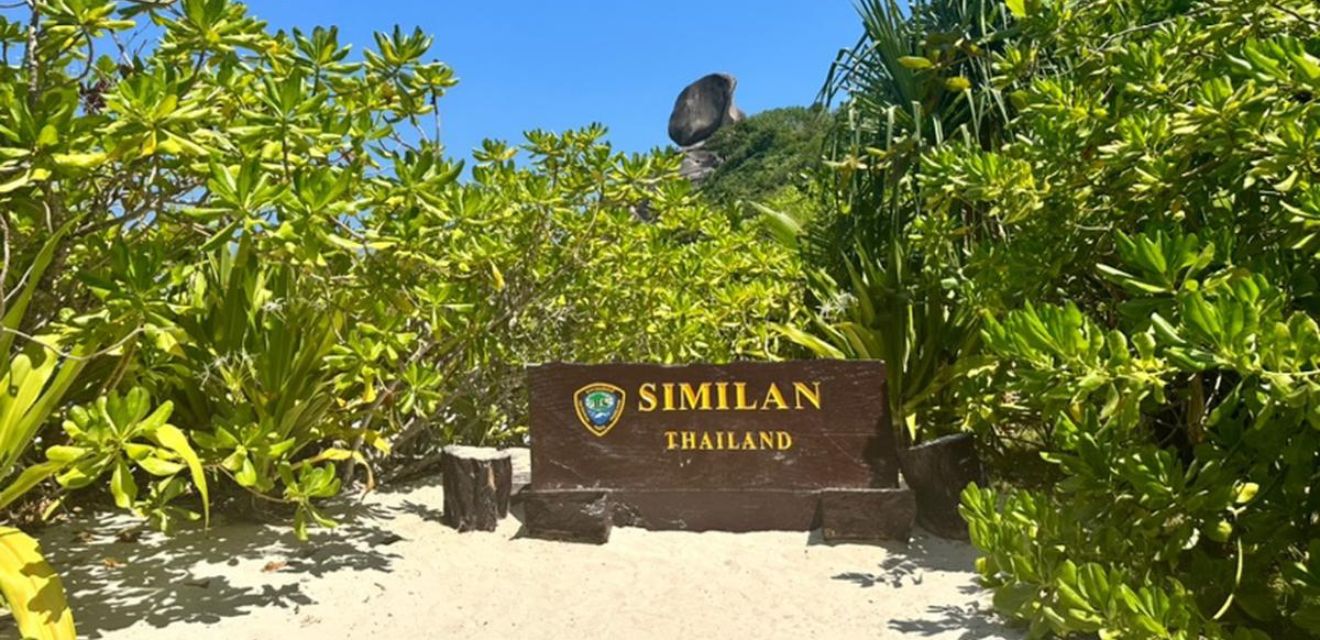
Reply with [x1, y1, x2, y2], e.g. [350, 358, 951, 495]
[521, 489, 613, 544]
[898, 433, 985, 540]
[817, 488, 916, 543]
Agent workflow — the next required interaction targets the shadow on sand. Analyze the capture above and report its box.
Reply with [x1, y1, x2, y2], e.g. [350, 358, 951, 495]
[827, 533, 981, 588]
[829, 533, 1019, 639]
[8, 486, 426, 640]
[885, 603, 1015, 640]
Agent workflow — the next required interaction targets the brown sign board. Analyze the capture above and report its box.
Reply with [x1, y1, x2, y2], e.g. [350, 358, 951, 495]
[526, 361, 898, 532]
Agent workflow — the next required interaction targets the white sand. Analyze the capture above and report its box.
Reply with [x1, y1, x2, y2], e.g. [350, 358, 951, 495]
[9, 474, 1022, 640]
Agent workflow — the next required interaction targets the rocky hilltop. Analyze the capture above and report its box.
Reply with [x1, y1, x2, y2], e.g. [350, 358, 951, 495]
[667, 73, 745, 183]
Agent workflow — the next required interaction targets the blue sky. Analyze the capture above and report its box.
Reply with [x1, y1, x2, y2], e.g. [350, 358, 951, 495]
[244, 1, 862, 159]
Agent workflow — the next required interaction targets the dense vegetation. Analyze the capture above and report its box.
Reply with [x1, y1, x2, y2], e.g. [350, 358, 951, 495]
[0, 1, 803, 635]
[0, 0, 1316, 638]
[695, 106, 830, 211]
[772, 0, 1319, 637]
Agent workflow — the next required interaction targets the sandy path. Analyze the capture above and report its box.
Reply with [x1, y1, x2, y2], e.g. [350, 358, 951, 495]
[8, 477, 1021, 640]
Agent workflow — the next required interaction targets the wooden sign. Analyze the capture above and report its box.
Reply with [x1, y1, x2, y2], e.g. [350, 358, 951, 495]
[525, 361, 907, 539]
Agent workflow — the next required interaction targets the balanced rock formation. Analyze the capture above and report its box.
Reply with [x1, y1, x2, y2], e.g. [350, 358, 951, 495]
[668, 73, 745, 147]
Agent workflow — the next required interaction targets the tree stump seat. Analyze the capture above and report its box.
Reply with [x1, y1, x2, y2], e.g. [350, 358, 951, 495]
[440, 446, 513, 532]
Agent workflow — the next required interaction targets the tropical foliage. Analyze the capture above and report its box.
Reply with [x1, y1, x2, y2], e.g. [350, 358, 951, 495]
[0, 0, 1314, 637]
[696, 106, 831, 210]
[777, 0, 1013, 444]
[0, 0, 803, 633]
[772, 0, 1320, 636]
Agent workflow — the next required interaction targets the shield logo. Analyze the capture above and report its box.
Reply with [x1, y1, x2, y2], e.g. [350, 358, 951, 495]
[573, 383, 626, 437]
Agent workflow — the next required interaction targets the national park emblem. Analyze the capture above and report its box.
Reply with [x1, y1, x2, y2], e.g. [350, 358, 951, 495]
[573, 383, 626, 437]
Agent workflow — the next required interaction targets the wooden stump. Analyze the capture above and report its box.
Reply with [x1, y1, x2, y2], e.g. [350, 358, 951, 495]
[897, 433, 985, 540]
[441, 446, 512, 532]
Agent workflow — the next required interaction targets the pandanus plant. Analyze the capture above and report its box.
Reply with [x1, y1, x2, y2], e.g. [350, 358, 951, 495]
[776, 241, 978, 447]
[763, 0, 1017, 445]
[0, 223, 86, 640]
[0, 221, 210, 639]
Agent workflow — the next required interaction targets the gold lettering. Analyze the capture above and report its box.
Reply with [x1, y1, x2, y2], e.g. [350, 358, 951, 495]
[762, 383, 789, 410]
[793, 381, 822, 410]
[639, 383, 659, 412]
[642, 381, 823, 412]
[715, 382, 730, 410]
[679, 383, 712, 410]
[734, 383, 758, 410]
[663, 430, 796, 452]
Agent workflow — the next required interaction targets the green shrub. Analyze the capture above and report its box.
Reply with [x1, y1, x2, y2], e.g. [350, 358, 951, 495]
[697, 106, 831, 210]
[787, 0, 1319, 636]
[920, 0, 1317, 636]
[367, 127, 806, 452]
[0, 0, 803, 540]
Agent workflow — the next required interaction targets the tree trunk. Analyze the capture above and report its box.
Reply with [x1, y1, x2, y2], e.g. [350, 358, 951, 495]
[441, 446, 512, 532]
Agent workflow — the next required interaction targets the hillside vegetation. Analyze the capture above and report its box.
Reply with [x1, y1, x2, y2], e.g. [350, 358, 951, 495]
[696, 106, 831, 209]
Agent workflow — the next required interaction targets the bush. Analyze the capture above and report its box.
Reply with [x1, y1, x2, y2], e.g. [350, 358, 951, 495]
[776, 0, 1013, 445]
[0, 0, 803, 604]
[782, 0, 1319, 636]
[0, 0, 805, 632]
[696, 106, 832, 209]
[947, 0, 1320, 623]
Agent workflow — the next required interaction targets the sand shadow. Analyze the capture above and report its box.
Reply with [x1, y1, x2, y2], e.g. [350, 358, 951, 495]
[887, 603, 1019, 639]
[830, 535, 1020, 638]
[374, 473, 443, 494]
[18, 498, 403, 640]
[395, 499, 445, 523]
[829, 533, 983, 588]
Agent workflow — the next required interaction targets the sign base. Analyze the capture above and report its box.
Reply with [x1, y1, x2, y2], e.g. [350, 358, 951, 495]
[521, 487, 915, 543]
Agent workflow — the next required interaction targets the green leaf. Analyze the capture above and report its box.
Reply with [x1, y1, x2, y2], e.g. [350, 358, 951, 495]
[0, 218, 82, 360]
[1235, 482, 1259, 504]
[110, 458, 138, 509]
[0, 527, 77, 640]
[1207, 519, 1233, 542]
[299, 448, 353, 465]
[749, 201, 803, 249]
[52, 152, 107, 170]
[136, 455, 185, 477]
[151, 425, 210, 527]
[944, 76, 972, 91]
[775, 324, 847, 359]
[0, 173, 31, 194]
[1294, 601, 1320, 635]
[898, 56, 934, 70]
[0, 461, 66, 511]
[44, 446, 87, 464]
